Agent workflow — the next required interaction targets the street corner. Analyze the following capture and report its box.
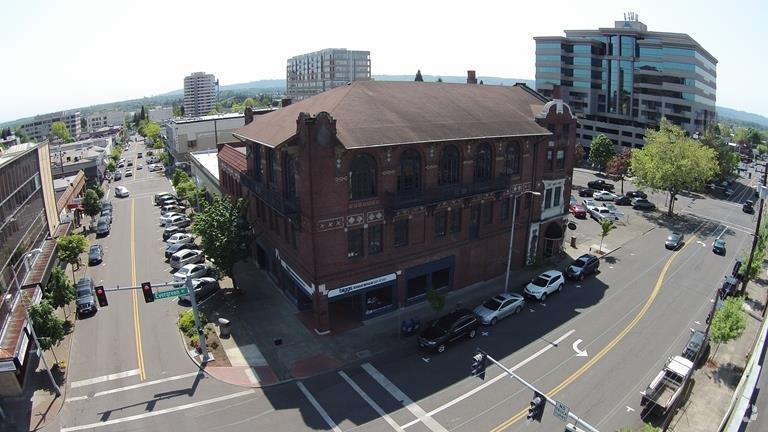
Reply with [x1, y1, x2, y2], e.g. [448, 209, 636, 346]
[290, 353, 344, 379]
[203, 365, 277, 388]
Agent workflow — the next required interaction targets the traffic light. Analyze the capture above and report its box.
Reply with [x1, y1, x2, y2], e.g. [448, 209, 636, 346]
[141, 282, 155, 303]
[95, 285, 108, 307]
[471, 349, 487, 380]
[527, 392, 546, 422]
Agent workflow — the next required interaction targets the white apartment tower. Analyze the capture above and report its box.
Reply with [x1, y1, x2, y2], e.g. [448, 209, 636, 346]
[183, 72, 219, 117]
[286, 48, 371, 101]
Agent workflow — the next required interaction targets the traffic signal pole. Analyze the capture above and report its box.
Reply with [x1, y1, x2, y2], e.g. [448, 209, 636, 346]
[478, 351, 600, 432]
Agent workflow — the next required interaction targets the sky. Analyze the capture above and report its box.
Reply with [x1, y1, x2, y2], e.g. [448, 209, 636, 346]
[2, 0, 766, 124]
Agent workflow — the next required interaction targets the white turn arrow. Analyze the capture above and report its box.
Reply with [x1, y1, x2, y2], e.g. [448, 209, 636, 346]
[572, 339, 588, 357]
[697, 240, 706, 247]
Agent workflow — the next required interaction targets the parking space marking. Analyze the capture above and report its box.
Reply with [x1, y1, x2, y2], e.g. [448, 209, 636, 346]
[339, 370, 405, 431]
[363, 363, 447, 432]
[296, 381, 342, 432]
[70, 369, 140, 389]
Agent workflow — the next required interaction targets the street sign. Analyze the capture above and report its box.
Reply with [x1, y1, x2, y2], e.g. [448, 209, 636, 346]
[554, 400, 570, 422]
[154, 287, 189, 299]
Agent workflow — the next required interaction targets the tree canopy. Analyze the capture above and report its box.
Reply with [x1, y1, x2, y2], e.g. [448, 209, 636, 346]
[191, 196, 247, 289]
[631, 119, 718, 215]
[48, 121, 72, 143]
[82, 189, 102, 220]
[57, 234, 88, 278]
[139, 121, 161, 140]
[589, 134, 615, 172]
[46, 267, 75, 316]
[606, 152, 632, 194]
[698, 125, 739, 180]
[29, 300, 66, 351]
[710, 296, 746, 353]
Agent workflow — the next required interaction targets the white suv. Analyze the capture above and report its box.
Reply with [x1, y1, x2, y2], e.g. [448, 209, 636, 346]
[524, 270, 565, 301]
[170, 249, 205, 269]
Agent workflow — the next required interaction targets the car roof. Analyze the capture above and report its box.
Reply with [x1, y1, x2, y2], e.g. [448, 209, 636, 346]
[540, 270, 562, 278]
[577, 254, 595, 261]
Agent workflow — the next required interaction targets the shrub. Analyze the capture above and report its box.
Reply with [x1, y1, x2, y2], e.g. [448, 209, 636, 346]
[177, 310, 207, 338]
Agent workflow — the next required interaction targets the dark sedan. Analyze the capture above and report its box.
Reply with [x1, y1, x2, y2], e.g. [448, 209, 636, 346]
[418, 309, 478, 353]
[88, 245, 103, 265]
[625, 190, 647, 199]
[578, 188, 596, 197]
[665, 232, 684, 250]
[614, 196, 632, 206]
[587, 179, 615, 191]
[743, 200, 755, 214]
[632, 199, 657, 211]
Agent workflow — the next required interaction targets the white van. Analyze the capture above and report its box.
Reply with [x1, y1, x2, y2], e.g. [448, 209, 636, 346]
[170, 249, 205, 269]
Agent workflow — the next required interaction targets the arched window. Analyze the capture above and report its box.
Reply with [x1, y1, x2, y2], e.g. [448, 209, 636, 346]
[398, 149, 421, 192]
[439, 145, 460, 185]
[283, 152, 297, 199]
[350, 153, 377, 200]
[474, 143, 492, 180]
[505, 143, 521, 176]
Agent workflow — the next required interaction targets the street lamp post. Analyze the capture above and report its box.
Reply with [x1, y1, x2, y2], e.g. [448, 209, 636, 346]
[504, 190, 541, 293]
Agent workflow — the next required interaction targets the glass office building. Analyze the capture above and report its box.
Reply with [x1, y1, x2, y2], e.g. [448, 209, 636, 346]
[534, 16, 717, 149]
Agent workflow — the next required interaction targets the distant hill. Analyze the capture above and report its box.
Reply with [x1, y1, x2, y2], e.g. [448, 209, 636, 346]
[716, 106, 768, 129]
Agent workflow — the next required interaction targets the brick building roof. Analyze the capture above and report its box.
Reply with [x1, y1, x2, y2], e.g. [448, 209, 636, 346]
[218, 144, 247, 172]
[234, 81, 551, 149]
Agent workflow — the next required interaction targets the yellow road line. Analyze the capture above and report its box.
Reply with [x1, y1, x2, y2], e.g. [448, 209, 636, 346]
[491, 237, 697, 431]
[131, 200, 146, 381]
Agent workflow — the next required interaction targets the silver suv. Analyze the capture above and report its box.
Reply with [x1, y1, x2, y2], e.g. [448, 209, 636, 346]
[76, 277, 97, 317]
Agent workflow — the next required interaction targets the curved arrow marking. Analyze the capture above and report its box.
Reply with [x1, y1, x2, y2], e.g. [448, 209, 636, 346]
[572, 339, 588, 357]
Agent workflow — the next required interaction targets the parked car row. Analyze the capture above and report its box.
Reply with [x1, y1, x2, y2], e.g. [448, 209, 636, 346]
[419, 254, 601, 353]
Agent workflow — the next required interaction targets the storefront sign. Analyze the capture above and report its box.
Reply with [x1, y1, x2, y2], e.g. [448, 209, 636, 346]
[280, 259, 313, 296]
[327, 273, 397, 299]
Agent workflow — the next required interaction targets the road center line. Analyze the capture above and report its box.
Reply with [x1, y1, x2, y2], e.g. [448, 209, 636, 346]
[362, 363, 448, 432]
[130, 199, 146, 381]
[66, 371, 199, 401]
[70, 369, 140, 389]
[339, 370, 405, 431]
[401, 329, 575, 429]
[60, 389, 255, 432]
[296, 381, 342, 432]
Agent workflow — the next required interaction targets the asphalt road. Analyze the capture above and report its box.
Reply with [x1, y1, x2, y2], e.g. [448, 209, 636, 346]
[53, 162, 760, 431]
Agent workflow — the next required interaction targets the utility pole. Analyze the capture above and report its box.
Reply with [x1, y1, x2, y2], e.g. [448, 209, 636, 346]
[741, 163, 767, 295]
[187, 275, 209, 362]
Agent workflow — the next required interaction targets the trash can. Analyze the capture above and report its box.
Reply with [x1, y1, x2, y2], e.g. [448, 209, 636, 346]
[218, 318, 231, 338]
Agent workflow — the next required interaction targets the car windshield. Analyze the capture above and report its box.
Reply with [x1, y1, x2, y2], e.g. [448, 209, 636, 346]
[571, 259, 586, 268]
[178, 268, 190, 276]
[531, 276, 549, 287]
[483, 298, 502, 311]
[433, 315, 456, 331]
[89, 246, 100, 253]
[76, 287, 90, 297]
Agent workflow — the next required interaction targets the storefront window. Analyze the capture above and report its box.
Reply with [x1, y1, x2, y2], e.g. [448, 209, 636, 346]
[407, 274, 428, 299]
[432, 268, 450, 290]
[365, 285, 393, 315]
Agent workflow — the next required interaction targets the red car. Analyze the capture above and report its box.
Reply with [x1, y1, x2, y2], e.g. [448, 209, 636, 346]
[569, 203, 587, 218]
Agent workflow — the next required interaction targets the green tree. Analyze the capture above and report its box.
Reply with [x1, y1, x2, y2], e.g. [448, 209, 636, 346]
[48, 121, 72, 143]
[46, 267, 75, 317]
[14, 127, 32, 143]
[57, 234, 88, 279]
[29, 300, 66, 357]
[191, 196, 247, 290]
[734, 127, 762, 146]
[91, 186, 104, 200]
[589, 134, 615, 172]
[159, 151, 171, 165]
[598, 219, 616, 254]
[631, 119, 718, 215]
[757, 144, 768, 156]
[173, 170, 190, 187]
[153, 140, 164, 149]
[176, 180, 197, 204]
[414, 70, 424, 82]
[172, 103, 183, 117]
[605, 152, 632, 194]
[82, 189, 102, 225]
[699, 125, 739, 180]
[139, 121, 161, 141]
[710, 296, 747, 359]
[426, 289, 446, 312]
[106, 160, 116, 173]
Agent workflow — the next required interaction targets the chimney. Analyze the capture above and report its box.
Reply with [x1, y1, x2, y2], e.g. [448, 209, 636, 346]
[467, 70, 477, 84]
[552, 85, 562, 100]
[281, 98, 292, 107]
[244, 107, 254, 125]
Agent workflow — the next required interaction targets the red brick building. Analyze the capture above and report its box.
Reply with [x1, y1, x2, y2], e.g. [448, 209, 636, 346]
[224, 80, 577, 333]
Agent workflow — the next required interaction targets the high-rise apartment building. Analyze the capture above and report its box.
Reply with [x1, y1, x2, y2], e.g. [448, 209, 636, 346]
[534, 14, 717, 149]
[183, 72, 218, 117]
[20, 111, 81, 142]
[286, 48, 371, 101]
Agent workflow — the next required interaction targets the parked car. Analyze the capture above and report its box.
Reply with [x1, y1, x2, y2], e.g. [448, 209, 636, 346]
[136, 164, 143, 170]
[159, 212, 184, 226]
[417, 309, 479, 353]
[160, 204, 184, 215]
[712, 238, 726, 255]
[101, 201, 113, 212]
[96, 220, 110, 237]
[665, 232, 684, 250]
[162, 214, 188, 228]
[173, 217, 191, 228]
[614, 196, 632, 206]
[582, 199, 598, 211]
[127, 160, 133, 167]
[524, 270, 565, 301]
[166, 233, 195, 245]
[137, 152, 143, 158]
[170, 249, 206, 269]
[154, 192, 176, 205]
[743, 200, 755, 214]
[98, 214, 111, 226]
[173, 263, 209, 281]
[115, 186, 130, 198]
[158, 196, 179, 207]
[682, 329, 709, 366]
[114, 171, 122, 180]
[76, 277, 97, 317]
[178, 277, 220, 303]
[632, 199, 656, 211]
[165, 242, 201, 259]
[587, 179, 615, 191]
[124, 170, 133, 177]
[163, 225, 188, 241]
[590, 207, 618, 222]
[473, 293, 525, 325]
[569, 203, 587, 219]
[578, 187, 596, 197]
[593, 191, 619, 201]
[625, 190, 647, 199]
[88, 245, 104, 265]
[565, 254, 600, 281]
